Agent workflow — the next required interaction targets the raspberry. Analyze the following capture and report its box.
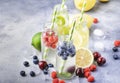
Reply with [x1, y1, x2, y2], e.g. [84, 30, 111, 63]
[84, 68, 90, 73]
[87, 75, 95, 82]
[84, 72, 91, 78]
[114, 40, 120, 47]
[93, 18, 98, 23]
[52, 78, 59, 83]
[51, 71, 57, 79]
[89, 64, 97, 71]
[48, 36, 55, 43]
[51, 44, 57, 49]
[59, 80, 65, 83]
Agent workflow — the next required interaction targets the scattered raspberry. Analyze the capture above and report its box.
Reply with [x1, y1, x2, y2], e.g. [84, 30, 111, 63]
[87, 75, 95, 82]
[84, 68, 90, 73]
[114, 40, 120, 47]
[59, 80, 65, 83]
[51, 71, 57, 79]
[89, 64, 97, 71]
[93, 18, 98, 23]
[52, 78, 59, 83]
[84, 72, 91, 78]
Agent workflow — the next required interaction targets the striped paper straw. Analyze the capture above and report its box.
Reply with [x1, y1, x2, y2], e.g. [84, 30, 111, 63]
[61, 0, 66, 8]
[51, 7, 57, 30]
[79, 0, 87, 22]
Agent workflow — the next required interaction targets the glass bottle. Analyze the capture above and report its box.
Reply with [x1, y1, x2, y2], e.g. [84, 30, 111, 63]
[41, 23, 58, 67]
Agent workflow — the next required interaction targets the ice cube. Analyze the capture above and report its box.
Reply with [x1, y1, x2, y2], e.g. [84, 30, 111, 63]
[94, 42, 105, 51]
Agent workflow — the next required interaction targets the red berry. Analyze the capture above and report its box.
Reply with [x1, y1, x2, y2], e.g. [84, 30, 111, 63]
[83, 68, 90, 73]
[87, 75, 95, 82]
[89, 64, 97, 71]
[48, 36, 55, 43]
[52, 78, 59, 83]
[97, 57, 106, 66]
[84, 72, 91, 78]
[45, 42, 51, 47]
[51, 44, 57, 49]
[53, 36, 58, 44]
[51, 71, 57, 79]
[93, 52, 101, 60]
[93, 18, 98, 23]
[59, 80, 65, 83]
[38, 61, 47, 70]
[76, 68, 84, 77]
[114, 40, 120, 47]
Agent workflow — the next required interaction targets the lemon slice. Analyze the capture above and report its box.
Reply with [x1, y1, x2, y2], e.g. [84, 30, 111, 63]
[55, 15, 66, 26]
[74, 0, 96, 11]
[72, 28, 83, 51]
[75, 48, 94, 68]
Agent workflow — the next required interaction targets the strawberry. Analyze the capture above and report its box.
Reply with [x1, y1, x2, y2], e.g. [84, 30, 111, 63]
[51, 71, 57, 79]
[52, 78, 59, 83]
[89, 64, 97, 71]
[87, 75, 95, 82]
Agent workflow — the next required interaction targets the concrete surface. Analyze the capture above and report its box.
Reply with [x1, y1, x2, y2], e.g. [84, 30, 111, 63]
[0, 0, 120, 83]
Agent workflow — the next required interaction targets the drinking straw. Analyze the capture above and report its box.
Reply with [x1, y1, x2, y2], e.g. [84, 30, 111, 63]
[60, 20, 76, 74]
[51, 7, 57, 30]
[43, 7, 58, 60]
[61, 0, 66, 8]
[79, 0, 87, 22]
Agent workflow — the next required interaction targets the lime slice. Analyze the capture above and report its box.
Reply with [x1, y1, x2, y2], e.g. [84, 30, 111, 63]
[31, 32, 41, 51]
[57, 25, 70, 35]
[57, 72, 72, 79]
[75, 48, 94, 68]
[74, 0, 96, 11]
[55, 15, 66, 26]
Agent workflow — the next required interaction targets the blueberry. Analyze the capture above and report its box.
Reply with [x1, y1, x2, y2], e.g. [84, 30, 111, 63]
[112, 47, 118, 52]
[33, 59, 39, 65]
[20, 71, 26, 77]
[23, 61, 29, 67]
[113, 54, 119, 60]
[63, 41, 67, 46]
[43, 69, 48, 75]
[62, 56, 67, 60]
[30, 71, 36, 77]
[70, 53, 75, 57]
[33, 55, 38, 59]
[48, 63, 54, 68]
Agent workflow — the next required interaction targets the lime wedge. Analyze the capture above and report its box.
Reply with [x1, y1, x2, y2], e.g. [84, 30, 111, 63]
[55, 15, 66, 26]
[31, 32, 41, 51]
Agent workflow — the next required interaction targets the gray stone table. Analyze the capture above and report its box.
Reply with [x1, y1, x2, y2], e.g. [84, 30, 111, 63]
[0, 0, 120, 83]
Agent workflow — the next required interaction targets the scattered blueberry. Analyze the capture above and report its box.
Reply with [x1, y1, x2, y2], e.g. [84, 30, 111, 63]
[23, 61, 29, 67]
[30, 71, 36, 77]
[48, 63, 54, 68]
[43, 69, 48, 75]
[113, 54, 119, 60]
[20, 71, 26, 77]
[33, 55, 38, 59]
[112, 47, 118, 52]
[33, 59, 39, 65]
